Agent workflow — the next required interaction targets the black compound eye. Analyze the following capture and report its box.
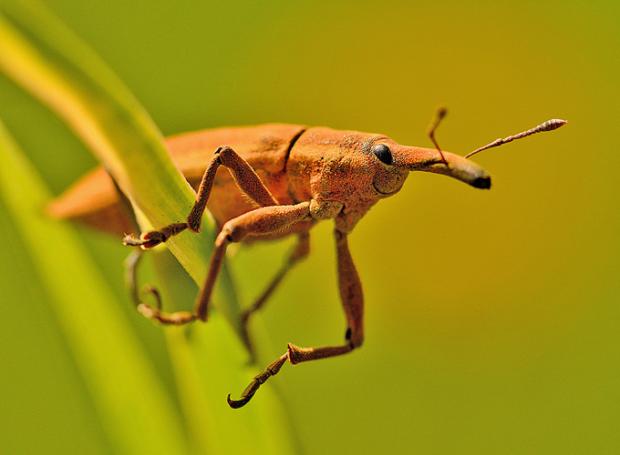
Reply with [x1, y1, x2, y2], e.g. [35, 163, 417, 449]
[372, 144, 393, 165]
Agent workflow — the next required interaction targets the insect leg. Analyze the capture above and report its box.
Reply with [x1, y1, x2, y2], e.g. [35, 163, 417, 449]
[124, 249, 196, 324]
[240, 232, 310, 363]
[333, 229, 365, 348]
[124, 249, 143, 306]
[227, 229, 364, 408]
[123, 145, 279, 249]
[128, 202, 310, 325]
[108, 166, 146, 307]
[108, 167, 195, 324]
[193, 202, 312, 322]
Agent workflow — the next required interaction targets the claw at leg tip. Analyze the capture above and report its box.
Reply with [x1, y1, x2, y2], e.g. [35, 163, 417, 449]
[227, 394, 241, 409]
[122, 234, 148, 249]
[122, 234, 137, 246]
[227, 393, 251, 409]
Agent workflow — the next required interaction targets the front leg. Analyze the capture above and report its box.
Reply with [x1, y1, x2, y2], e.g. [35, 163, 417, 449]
[228, 228, 364, 408]
[137, 202, 313, 325]
[121, 145, 282, 324]
[123, 145, 279, 249]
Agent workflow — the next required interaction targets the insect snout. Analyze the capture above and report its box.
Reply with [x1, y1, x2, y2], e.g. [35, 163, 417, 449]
[471, 175, 492, 189]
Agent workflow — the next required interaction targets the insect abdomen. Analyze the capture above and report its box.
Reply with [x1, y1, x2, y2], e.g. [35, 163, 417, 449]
[48, 123, 306, 234]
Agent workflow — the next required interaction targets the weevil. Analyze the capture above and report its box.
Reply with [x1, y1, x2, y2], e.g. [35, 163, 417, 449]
[49, 111, 566, 408]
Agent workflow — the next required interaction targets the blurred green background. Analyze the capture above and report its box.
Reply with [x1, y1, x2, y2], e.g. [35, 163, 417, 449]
[1, 0, 619, 453]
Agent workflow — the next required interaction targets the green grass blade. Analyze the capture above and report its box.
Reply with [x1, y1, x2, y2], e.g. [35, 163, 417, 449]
[152, 252, 301, 454]
[0, 2, 299, 452]
[0, 121, 188, 455]
[0, 0, 241, 325]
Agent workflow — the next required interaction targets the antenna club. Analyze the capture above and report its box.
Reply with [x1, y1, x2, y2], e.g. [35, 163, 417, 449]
[543, 119, 568, 131]
[465, 117, 568, 159]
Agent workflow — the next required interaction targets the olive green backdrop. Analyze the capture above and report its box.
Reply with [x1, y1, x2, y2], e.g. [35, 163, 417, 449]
[1, 0, 618, 453]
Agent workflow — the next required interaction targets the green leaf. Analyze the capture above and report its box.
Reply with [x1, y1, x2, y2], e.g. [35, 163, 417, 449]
[152, 252, 302, 454]
[0, 1, 299, 453]
[0, 0, 241, 324]
[0, 120, 188, 455]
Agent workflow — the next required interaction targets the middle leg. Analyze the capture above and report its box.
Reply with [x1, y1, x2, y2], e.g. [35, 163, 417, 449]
[137, 201, 313, 325]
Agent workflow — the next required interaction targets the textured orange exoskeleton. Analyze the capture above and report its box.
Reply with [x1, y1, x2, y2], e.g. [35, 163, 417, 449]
[50, 118, 565, 408]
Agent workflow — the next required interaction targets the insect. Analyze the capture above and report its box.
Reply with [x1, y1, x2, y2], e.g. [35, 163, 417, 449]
[49, 110, 566, 408]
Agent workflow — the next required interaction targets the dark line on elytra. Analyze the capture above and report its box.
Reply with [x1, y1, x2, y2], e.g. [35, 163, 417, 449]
[282, 128, 307, 173]
[283, 128, 307, 204]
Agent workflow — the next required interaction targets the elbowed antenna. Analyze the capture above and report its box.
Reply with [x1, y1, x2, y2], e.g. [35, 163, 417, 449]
[427, 106, 449, 165]
[465, 119, 567, 158]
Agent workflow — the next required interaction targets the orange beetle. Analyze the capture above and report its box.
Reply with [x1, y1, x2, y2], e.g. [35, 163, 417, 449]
[50, 116, 565, 407]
